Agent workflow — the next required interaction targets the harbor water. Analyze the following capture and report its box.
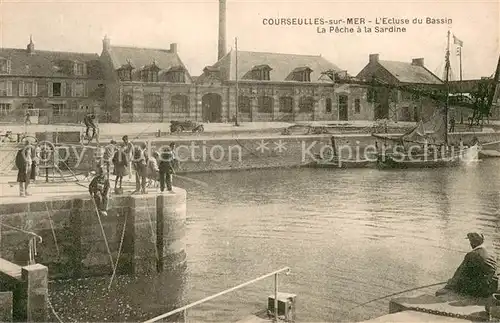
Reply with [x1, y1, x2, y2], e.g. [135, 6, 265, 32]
[182, 159, 500, 322]
[48, 159, 500, 322]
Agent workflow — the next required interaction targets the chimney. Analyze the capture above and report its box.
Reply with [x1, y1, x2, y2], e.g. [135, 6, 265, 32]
[218, 0, 227, 61]
[369, 54, 379, 64]
[412, 58, 424, 67]
[102, 35, 110, 53]
[27, 35, 35, 54]
[170, 43, 178, 53]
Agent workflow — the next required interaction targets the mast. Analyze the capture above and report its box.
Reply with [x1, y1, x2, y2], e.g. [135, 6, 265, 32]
[444, 30, 451, 146]
[234, 37, 239, 126]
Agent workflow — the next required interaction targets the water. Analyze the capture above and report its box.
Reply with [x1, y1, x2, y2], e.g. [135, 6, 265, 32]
[181, 159, 500, 322]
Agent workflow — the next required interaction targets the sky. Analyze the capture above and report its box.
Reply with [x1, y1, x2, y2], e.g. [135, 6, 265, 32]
[0, 0, 498, 80]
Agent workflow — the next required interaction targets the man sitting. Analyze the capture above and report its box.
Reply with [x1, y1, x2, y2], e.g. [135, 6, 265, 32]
[436, 232, 498, 298]
[83, 113, 97, 140]
[89, 166, 110, 216]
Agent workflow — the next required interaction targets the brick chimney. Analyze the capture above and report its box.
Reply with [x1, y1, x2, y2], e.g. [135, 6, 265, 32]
[369, 54, 379, 64]
[170, 43, 178, 53]
[27, 35, 35, 54]
[412, 58, 424, 67]
[102, 35, 110, 53]
[218, 0, 227, 61]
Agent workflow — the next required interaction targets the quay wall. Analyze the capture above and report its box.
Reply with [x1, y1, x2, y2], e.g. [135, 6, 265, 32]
[0, 191, 187, 279]
[60, 132, 500, 173]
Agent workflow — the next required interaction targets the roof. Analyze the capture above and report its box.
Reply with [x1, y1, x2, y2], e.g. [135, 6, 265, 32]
[448, 79, 492, 93]
[378, 60, 443, 84]
[0, 48, 101, 78]
[212, 50, 342, 82]
[107, 46, 189, 76]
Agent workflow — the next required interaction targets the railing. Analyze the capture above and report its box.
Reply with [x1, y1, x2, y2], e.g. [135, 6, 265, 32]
[142, 267, 291, 323]
[0, 223, 43, 265]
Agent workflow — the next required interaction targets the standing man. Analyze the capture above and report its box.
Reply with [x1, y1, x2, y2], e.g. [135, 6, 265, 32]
[436, 232, 498, 298]
[158, 147, 175, 193]
[15, 140, 33, 197]
[122, 135, 134, 181]
[449, 114, 456, 133]
[132, 143, 148, 194]
[24, 111, 31, 125]
[83, 113, 97, 141]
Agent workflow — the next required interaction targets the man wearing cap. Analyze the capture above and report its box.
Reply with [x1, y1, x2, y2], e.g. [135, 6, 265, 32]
[436, 232, 498, 298]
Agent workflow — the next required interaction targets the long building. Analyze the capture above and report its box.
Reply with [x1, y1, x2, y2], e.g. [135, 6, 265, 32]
[0, 37, 105, 124]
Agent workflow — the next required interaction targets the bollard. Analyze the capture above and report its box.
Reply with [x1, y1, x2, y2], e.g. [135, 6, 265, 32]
[21, 264, 48, 322]
[157, 129, 161, 137]
[268, 292, 296, 322]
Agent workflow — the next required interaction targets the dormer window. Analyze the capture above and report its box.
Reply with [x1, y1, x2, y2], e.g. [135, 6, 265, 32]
[118, 62, 134, 81]
[141, 61, 160, 82]
[243, 65, 272, 81]
[74, 62, 86, 76]
[287, 67, 312, 82]
[0, 58, 11, 74]
[165, 66, 186, 83]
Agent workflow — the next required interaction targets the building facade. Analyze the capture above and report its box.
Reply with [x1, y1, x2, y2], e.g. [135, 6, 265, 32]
[356, 54, 444, 122]
[0, 37, 105, 124]
[99, 37, 375, 124]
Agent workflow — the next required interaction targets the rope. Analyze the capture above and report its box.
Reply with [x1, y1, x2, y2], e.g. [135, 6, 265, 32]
[47, 295, 64, 323]
[90, 197, 115, 273]
[108, 211, 127, 290]
[44, 202, 60, 258]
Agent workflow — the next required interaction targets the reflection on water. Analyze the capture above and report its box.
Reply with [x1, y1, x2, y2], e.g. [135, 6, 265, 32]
[182, 159, 500, 322]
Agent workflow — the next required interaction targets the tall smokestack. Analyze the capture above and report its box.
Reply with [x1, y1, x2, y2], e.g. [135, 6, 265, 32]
[218, 0, 227, 61]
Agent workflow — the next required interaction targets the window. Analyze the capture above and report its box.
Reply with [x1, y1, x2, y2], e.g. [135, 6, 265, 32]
[288, 67, 312, 82]
[390, 90, 398, 103]
[171, 94, 189, 113]
[53, 82, 61, 97]
[0, 103, 11, 115]
[279, 97, 293, 113]
[19, 81, 37, 97]
[22, 103, 33, 110]
[74, 63, 86, 76]
[166, 71, 186, 83]
[141, 68, 159, 82]
[238, 96, 251, 113]
[248, 65, 271, 80]
[144, 94, 162, 113]
[367, 87, 377, 103]
[325, 98, 332, 113]
[72, 82, 86, 97]
[122, 93, 133, 113]
[118, 69, 132, 81]
[338, 95, 348, 113]
[52, 104, 65, 116]
[354, 99, 361, 114]
[0, 59, 11, 74]
[401, 91, 412, 101]
[299, 96, 314, 112]
[258, 96, 273, 113]
[0, 81, 12, 96]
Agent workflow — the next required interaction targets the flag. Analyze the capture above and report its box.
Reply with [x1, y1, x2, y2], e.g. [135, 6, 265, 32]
[453, 35, 463, 47]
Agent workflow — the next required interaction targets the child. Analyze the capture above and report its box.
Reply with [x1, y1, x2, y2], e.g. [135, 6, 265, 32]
[159, 147, 175, 193]
[112, 146, 129, 194]
[132, 143, 148, 194]
[146, 151, 160, 187]
[89, 166, 110, 216]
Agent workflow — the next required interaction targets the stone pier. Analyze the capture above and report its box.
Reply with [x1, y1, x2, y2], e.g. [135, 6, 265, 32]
[0, 187, 187, 321]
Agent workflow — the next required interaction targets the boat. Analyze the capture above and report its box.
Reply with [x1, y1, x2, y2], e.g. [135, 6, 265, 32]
[304, 135, 377, 169]
[373, 31, 479, 170]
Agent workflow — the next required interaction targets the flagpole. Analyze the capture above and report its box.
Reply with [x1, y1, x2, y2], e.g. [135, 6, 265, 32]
[234, 37, 239, 126]
[459, 46, 463, 81]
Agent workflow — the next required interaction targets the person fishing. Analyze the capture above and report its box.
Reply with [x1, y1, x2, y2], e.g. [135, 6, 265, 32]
[436, 232, 498, 298]
[83, 113, 97, 141]
[89, 165, 110, 216]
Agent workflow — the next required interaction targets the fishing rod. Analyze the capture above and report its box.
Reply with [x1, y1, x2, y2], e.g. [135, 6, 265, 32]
[347, 281, 447, 312]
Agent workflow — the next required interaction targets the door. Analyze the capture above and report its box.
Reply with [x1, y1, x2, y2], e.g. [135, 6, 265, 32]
[202, 93, 222, 122]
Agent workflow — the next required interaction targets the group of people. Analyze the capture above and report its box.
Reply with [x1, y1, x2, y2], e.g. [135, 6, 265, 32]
[89, 135, 178, 216]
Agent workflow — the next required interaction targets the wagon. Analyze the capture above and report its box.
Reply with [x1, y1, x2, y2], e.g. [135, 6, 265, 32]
[170, 120, 204, 133]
